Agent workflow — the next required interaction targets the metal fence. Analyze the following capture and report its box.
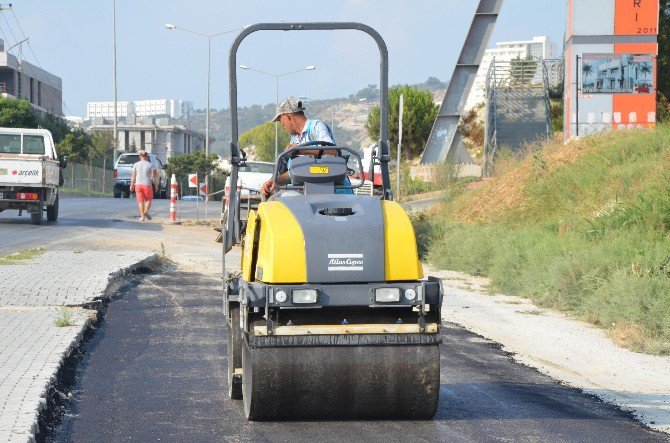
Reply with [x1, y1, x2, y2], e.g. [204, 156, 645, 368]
[61, 162, 114, 194]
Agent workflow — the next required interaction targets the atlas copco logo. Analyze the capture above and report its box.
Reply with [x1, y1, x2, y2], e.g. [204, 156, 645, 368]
[328, 254, 364, 271]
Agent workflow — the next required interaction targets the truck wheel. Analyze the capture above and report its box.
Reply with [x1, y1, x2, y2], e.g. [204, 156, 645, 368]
[227, 305, 243, 400]
[30, 207, 43, 225]
[114, 191, 121, 198]
[47, 194, 59, 222]
[123, 191, 130, 199]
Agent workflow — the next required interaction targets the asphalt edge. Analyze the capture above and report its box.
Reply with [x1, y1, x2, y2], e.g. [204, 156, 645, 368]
[29, 252, 161, 443]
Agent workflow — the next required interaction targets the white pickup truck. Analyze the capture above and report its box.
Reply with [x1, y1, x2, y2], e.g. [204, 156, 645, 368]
[0, 128, 66, 225]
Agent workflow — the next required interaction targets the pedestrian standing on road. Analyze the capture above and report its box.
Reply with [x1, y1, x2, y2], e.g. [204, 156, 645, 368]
[129, 150, 157, 221]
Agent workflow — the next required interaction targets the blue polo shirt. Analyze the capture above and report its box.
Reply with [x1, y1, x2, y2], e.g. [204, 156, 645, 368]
[290, 119, 335, 145]
[288, 119, 352, 194]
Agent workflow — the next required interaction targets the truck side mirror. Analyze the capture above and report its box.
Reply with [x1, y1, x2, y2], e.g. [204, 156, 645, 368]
[59, 155, 68, 168]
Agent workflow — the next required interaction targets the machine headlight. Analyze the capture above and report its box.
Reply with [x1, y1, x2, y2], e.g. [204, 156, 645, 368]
[292, 289, 318, 304]
[404, 288, 417, 301]
[375, 287, 401, 303]
[275, 290, 287, 303]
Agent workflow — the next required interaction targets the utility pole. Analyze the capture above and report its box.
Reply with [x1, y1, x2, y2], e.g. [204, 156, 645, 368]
[397, 93, 403, 199]
[112, 0, 118, 165]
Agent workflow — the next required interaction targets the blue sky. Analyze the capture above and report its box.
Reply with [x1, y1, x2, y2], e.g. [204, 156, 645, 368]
[7, 0, 566, 116]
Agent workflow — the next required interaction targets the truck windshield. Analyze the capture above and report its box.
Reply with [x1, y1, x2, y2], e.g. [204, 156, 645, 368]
[23, 136, 46, 155]
[118, 155, 140, 165]
[0, 134, 21, 154]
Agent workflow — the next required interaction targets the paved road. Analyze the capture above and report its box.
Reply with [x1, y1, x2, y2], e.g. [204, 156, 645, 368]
[0, 196, 220, 255]
[48, 270, 666, 442]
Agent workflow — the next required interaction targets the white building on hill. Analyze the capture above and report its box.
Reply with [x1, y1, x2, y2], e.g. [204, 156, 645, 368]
[86, 99, 193, 119]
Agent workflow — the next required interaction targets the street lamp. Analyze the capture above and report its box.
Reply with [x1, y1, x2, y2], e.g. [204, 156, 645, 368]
[165, 22, 245, 192]
[239, 65, 316, 158]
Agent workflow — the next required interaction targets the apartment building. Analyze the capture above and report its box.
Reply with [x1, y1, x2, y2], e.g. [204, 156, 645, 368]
[86, 99, 193, 119]
[0, 39, 62, 115]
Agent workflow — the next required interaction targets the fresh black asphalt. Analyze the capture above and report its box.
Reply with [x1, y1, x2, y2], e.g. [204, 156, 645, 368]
[47, 269, 667, 442]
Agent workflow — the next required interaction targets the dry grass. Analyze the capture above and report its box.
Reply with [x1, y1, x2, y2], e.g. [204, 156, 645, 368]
[0, 247, 46, 265]
[450, 133, 609, 224]
[610, 322, 670, 355]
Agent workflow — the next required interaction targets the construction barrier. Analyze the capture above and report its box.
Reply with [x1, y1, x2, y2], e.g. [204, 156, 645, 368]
[170, 174, 179, 223]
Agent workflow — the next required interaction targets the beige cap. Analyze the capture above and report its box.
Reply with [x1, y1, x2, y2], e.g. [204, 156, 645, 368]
[271, 97, 305, 122]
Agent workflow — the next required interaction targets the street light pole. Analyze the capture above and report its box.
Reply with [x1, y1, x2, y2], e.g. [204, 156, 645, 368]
[239, 65, 316, 158]
[165, 23, 245, 195]
[112, 0, 118, 166]
[206, 36, 211, 160]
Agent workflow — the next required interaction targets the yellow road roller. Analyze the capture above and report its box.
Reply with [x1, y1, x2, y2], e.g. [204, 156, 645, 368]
[222, 22, 442, 421]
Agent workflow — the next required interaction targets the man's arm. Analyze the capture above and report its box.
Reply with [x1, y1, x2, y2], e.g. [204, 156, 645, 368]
[151, 169, 158, 189]
[261, 171, 289, 197]
[130, 170, 136, 192]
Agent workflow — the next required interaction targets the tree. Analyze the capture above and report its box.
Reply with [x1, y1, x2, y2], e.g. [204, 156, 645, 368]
[639, 62, 652, 80]
[239, 121, 290, 162]
[90, 130, 114, 166]
[365, 85, 438, 160]
[166, 151, 219, 192]
[38, 113, 70, 144]
[349, 84, 379, 101]
[0, 97, 39, 128]
[659, 0, 669, 98]
[510, 55, 538, 85]
[57, 130, 92, 164]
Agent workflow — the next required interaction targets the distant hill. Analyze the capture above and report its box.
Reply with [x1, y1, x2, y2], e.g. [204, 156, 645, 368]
[178, 77, 447, 156]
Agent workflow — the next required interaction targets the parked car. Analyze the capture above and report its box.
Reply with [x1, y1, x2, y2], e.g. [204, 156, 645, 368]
[113, 153, 168, 199]
[224, 161, 274, 203]
[0, 128, 66, 225]
[182, 194, 205, 201]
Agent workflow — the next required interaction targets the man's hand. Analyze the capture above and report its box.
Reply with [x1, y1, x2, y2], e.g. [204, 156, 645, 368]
[130, 184, 135, 192]
[261, 178, 275, 197]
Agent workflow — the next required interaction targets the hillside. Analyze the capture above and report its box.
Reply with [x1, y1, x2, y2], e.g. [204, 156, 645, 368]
[417, 126, 670, 355]
[179, 78, 447, 155]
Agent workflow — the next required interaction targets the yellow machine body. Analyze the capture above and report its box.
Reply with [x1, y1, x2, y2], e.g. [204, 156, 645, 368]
[241, 199, 422, 284]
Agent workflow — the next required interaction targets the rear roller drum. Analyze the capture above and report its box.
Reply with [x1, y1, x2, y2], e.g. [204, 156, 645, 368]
[227, 305, 243, 400]
[242, 338, 440, 421]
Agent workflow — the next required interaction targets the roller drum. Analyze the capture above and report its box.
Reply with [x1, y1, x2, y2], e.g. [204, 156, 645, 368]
[242, 337, 440, 421]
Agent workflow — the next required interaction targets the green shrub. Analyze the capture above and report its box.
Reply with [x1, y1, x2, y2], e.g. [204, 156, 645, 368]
[417, 125, 670, 354]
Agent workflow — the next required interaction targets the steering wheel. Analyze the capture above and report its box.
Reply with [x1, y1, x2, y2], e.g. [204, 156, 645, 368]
[265, 142, 365, 199]
[265, 141, 340, 199]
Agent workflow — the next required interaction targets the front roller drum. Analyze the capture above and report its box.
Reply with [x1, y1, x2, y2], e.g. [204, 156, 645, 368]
[242, 338, 440, 421]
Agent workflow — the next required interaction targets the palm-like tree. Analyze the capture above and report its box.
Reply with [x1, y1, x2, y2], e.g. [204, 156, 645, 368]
[582, 63, 593, 78]
[639, 62, 652, 80]
[624, 55, 634, 88]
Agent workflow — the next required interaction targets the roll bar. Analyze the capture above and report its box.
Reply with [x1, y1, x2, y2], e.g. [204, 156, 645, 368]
[225, 22, 392, 252]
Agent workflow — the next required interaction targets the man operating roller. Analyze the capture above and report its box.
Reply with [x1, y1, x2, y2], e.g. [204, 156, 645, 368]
[260, 97, 351, 197]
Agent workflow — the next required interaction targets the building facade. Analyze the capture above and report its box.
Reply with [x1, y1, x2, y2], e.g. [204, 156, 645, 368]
[0, 39, 62, 115]
[465, 36, 558, 110]
[564, 0, 659, 139]
[86, 99, 192, 119]
[89, 117, 206, 164]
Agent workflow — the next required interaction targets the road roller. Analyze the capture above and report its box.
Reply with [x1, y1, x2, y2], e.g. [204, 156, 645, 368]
[222, 22, 443, 421]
